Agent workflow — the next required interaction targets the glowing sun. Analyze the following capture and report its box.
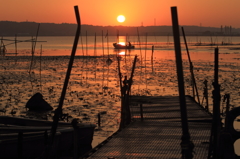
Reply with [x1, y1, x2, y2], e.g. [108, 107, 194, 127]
[117, 15, 125, 23]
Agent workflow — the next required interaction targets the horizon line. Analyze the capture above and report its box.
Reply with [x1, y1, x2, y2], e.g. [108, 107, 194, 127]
[0, 20, 235, 29]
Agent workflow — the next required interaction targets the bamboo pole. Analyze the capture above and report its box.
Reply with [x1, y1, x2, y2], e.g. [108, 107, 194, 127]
[40, 45, 42, 93]
[137, 28, 142, 93]
[171, 6, 194, 159]
[208, 48, 221, 159]
[102, 30, 105, 94]
[86, 31, 88, 56]
[94, 32, 97, 81]
[50, 5, 81, 145]
[102, 30, 105, 57]
[125, 55, 137, 124]
[15, 34, 17, 55]
[145, 33, 147, 90]
[182, 27, 200, 104]
[29, 24, 40, 74]
[117, 56, 123, 97]
[151, 45, 154, 73]
[85, 31, 88, 83]
[203, 80, 209, 111]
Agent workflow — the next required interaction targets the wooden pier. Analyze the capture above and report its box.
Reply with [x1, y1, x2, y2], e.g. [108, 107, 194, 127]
[84, 96, 212, 159]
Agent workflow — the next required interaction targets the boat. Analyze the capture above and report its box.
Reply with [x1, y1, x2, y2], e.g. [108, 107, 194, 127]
[113, 42, 135, 49]
[0, 116, 96, 158]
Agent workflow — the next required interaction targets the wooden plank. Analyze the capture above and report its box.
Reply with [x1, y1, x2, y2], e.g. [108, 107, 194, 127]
[85, 96, 212, 159]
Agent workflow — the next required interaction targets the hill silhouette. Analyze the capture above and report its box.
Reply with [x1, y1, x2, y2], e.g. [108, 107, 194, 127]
[1, 21, 240, 36]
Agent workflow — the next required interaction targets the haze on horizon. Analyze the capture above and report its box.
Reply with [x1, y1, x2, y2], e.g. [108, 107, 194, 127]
[1, 0, 240, 28]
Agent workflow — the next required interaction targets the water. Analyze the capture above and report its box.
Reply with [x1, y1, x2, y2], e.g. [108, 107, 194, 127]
[1, 35, 240, 154]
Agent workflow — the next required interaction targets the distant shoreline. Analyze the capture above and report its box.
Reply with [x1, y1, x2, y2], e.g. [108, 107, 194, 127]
[1, 21, 240, 36]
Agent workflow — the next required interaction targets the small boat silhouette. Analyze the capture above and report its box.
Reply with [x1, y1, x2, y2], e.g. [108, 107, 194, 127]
[113, 42, 135, 49]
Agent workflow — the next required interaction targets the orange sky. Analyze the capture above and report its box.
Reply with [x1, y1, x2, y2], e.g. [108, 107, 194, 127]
[1, 0, 240, 28]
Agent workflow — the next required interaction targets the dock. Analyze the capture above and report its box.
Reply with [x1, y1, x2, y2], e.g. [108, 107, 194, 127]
[84, 96, 212, 159]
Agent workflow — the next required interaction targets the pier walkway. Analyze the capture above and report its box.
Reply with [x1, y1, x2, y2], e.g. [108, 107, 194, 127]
[85, 96, 212, 159]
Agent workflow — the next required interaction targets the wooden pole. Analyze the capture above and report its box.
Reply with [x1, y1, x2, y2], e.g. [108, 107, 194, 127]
[225, 94, 230, 114]
[182, 27, 200, 104]
[29, 24, 40, 74]
[117, 56, 123, 97]
[40, 45, 42, 93]
[137, 28, 142, 93]
[86, 30, 88, 57]
[98, 113, 101, 128]
[208, 48, 221, 159]
[94, 32, 97, 81]
[171, 6, 194, 159]
[102, 30, 105, 57]
[102, 30, 105, 94]
[50, 5, 81, 143]
[203, 80, 209, 111]
[125, 55, 137, 124]
[151, 45, 154, 73]
[15, 34, 17, 54]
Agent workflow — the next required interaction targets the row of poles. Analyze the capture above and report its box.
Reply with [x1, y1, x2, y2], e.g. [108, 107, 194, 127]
[172, 6, 236, 159]
[13, 5, 231, 159]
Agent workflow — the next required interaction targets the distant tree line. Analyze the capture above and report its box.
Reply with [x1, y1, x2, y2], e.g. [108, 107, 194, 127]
[1, 21, 240, 36]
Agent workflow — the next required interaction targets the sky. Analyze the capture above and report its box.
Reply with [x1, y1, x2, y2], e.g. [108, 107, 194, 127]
[1, 0, 240, 28]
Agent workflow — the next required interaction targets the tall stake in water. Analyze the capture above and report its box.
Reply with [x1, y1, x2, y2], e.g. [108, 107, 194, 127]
[80, 34, 84, 83]
[39, 45, 42, 92]
[145, 32, 148, 90]
[102, 30, 105, 93]
[137, 28, 142, 93]
[182, 27, 200, 104]
[29, 24, 40, 74]
[208, 48, 221, 159]
[85, 31, 88, 83]
[171, 6, 194, 159]
[15, 34, 17, 55]
[94, 32, 97, 81]
[106, 30, 112, 64]
[151, 45, 154, 73]
[50, 5, 81, 146]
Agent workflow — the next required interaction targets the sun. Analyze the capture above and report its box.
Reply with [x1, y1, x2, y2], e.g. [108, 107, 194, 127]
[117, 15, 125, 23]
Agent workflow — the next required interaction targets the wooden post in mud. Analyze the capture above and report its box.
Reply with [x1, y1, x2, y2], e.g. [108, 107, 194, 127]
[182, 27, 200, 104]
[171, 6, 194, 159]
[119, 55, 137, 129]
[40, 45, 43, 92]
[120, 75, 128, 129]
[225, 94, 230, 114]
[15, 34, 17, 54]
[203, 80, 209, 111]
[98, 113, 101, 128]
[208, 47, 221, 159]
[117, 56, 123, 97]
[50, 5, 81, 153]
[126, 55, 138, 124]
[29, 23, 40, 74]
[151, 45, 154, 73]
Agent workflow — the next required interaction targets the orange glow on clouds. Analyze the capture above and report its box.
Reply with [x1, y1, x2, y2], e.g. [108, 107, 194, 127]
[1, 1, 240, 27]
